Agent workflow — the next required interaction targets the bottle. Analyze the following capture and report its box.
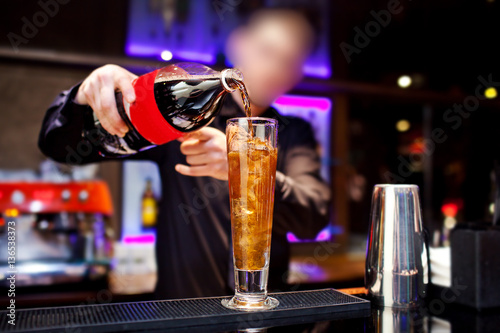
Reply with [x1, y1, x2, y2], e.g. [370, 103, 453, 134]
[82, 62, 244, 157]
[141, 178, 158, 230]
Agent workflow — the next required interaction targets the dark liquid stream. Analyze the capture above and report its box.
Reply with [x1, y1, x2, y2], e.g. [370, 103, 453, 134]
[231, 79, 254, 137]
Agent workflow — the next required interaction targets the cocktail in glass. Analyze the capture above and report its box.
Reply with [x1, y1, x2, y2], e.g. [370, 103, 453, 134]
[222, 117, 279, 311]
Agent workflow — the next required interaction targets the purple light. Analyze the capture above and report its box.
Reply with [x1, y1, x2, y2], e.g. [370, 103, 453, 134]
[301, 265, 327, 281]
[287, 226, 341, 243]
[290, 261, 328, 282]
[315, 229, 331, 242]
[273, 95, 331, 111]
[123, 233, 156, 244]
[174, 51, 215, 64]
[303, 64, 331, 78]
[287, 232, 300, 242]
[125, 43, 214, 63]
[126, 43, 162, 57]
[125, 43, 215, 64]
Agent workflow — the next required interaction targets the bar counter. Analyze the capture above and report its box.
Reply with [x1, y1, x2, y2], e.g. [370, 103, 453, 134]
[1, 287, 499, 332]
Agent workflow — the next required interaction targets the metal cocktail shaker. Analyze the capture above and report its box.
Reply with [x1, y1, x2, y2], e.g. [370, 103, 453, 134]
[365, 184, 428, 307]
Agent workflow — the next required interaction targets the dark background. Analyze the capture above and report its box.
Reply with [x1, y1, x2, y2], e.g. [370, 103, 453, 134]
[2, 0, 499, 90]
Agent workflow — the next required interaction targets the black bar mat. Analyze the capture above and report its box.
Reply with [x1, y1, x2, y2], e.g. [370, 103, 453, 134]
[0, 288, 370, 332]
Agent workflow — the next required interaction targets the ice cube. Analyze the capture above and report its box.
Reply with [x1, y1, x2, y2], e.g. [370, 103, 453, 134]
[248, 139, 271, 161]
[231, 198, 254, 218]
[227, 124, 251, 152]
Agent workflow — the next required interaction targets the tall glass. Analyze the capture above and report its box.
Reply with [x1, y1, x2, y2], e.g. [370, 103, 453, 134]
[222, 117, 279, 311]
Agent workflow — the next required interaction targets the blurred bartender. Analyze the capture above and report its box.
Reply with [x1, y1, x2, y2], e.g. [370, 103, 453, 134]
[38, 7, 330, 299]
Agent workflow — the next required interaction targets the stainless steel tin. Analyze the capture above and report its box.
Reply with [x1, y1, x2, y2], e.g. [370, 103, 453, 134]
[365, 184, 428, 307]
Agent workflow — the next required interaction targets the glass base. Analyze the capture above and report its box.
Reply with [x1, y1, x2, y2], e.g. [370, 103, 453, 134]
[221, 295, 279, 311]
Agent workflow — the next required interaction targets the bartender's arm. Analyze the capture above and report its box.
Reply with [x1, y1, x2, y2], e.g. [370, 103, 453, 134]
[40, 65, 330, 237]
[38, 65, 136, 164]
[38, 64, 223, 166]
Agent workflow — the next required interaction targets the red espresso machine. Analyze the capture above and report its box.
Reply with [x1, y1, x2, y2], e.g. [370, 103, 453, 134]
[0, 181, 114, 288]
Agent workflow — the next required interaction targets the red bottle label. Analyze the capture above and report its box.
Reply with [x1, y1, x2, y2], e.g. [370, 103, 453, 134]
[128, 69, 183, 145]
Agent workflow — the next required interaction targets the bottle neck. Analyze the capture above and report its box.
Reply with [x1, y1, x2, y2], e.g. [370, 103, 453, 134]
[221, 68, 244, 93]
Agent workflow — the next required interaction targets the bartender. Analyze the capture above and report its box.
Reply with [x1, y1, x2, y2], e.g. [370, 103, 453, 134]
[38, 7, 330, 299]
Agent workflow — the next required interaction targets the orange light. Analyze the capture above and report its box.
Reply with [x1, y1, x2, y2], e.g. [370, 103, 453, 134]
[441, 203, 458, 217]
[5, 208, 19, 218]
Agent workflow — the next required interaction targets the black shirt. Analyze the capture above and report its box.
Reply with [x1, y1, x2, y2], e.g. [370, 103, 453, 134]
[38, 84, 331, 299]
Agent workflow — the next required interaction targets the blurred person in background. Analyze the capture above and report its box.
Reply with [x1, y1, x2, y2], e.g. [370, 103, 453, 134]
[38, 7, 330, 299]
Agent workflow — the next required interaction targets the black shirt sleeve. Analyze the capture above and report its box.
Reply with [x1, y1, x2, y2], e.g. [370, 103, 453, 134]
[273, 118, 331, 239]
[38, 83, 98, 164]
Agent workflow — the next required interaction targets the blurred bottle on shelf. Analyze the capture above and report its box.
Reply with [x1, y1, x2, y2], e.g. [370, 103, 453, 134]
[141, 178, 158, 230]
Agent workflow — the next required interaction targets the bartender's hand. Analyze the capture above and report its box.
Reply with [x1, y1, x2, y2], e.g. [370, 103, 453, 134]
[175, 127, 228, 181]
[75, 64, 137, 137]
